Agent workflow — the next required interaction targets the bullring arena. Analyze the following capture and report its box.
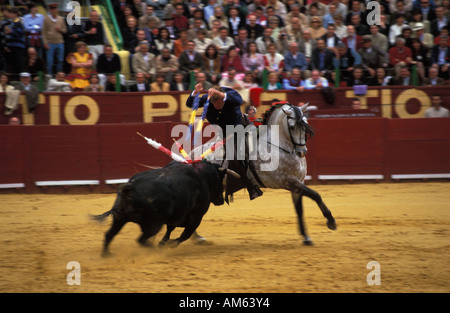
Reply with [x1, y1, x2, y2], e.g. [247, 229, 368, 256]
[1, 87, 449, 294]
[0, 182, 449, 293]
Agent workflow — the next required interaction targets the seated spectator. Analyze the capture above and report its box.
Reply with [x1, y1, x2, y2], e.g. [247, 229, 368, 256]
[1, 73, 20, 116]
[242, 42, 265, 81]
[282, 67, 305, 92]
[255, 27, 275, 55]
[105, 74, 127, 92]
[122, 16, 139, 53]
[132, 41, 156, 82]
[154, 27, 174, 52]
[212, 26, 235, 55]
[411, 38, 429, 81]
[155, 47, 179, 83]
[412, 23, 434, 49]
[266, 72, 283, 90]
[235, 28, 250, 56]
[221, 46, 245, 75]
[298, 29, 316, 64]
[193, 72, 212, 92]
[203, 44, 222, 84]
[358, 35, 389, 77]
[431, 5, 450, 38]
[219, 68, 244, 90]
[333, 14, 347, 40]
[431, 35, 450, 80]
[264, 43, 285, 76]
[139, 5, 161, 29]
[129, 72, 151, 92]
[389, 37, 413, 77]
[424, 94, 450, 118]
[409, 9, 431, 35]
[267, 17, 282, 42]
[346, 66, 369, 87]
[320, 23, 341, 53]
[188, 18, 210, 41]
[342, 25, 363, 52]
[310, 39, 335, 77]
[193, 29, 212, 54]
[24, 47, 45, 82]
[179, 40, 204, 83]
[345, 0, 366, 26]
[303, 69, 329, 90]
[84, 73, 104, 92]
[389, 14, 408, 46]
[15, 72, 39, 113]
[351, 97, 361, 110]
[309, 16, 327, 40]
[350, 14, 369, 37]
[241, 71, 259, 89]
[47, 72, 72, 92]
[208, 5, 227, 30]
[170, 71, 190, 91]
[333, 43, 362, 81]
[97, 44, 124, 88]
[283, 42, 308, 75]
[173, 3, 190, 31]
[369, 24, 388, 53]
[150, 73, 170, 92]
[173, 29, 189, 57]
[66, 41, 94, 90]
[423, 66, 446, 86]
[161, 14, 179, 40]
[367, 67, 392, 86]
[389, 66, 420, 86]
[227, 7, 246, 38]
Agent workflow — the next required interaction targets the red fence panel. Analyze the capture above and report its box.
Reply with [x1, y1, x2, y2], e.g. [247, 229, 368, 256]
[308, 118, 387, 180]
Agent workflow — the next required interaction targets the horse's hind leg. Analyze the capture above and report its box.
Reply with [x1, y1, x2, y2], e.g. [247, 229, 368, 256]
[292, 192, 313, 245]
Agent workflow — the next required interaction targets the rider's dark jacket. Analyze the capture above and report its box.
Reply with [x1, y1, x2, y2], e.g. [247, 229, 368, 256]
[186, 87, 242, 132]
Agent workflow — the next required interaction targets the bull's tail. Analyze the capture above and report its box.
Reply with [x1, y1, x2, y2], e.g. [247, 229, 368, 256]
[91, 183, 132, 223]
[91, 209, 114, 222]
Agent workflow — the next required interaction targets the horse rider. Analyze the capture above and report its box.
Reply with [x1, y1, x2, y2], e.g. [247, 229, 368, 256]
[186, 83, 263, 200]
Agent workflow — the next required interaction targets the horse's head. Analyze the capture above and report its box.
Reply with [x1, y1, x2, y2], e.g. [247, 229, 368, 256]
[281, 103, 314, 158]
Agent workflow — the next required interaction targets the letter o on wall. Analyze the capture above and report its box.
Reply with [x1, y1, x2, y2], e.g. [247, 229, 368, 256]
[64, 96, 100, 125]
[395, 89, 431, 118]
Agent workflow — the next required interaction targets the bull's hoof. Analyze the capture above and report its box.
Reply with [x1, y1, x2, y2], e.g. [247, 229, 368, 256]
[327, 220, 337, 230]
[192, 235, 207, 245]
[101, 251, 112, 258]
[166, 239, 180, 248]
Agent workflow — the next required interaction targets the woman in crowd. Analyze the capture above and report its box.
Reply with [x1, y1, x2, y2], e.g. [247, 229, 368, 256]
[66, 41, 93, 90]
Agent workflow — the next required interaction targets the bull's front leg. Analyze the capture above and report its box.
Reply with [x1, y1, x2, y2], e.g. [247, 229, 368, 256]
[158, 225, 176, 247]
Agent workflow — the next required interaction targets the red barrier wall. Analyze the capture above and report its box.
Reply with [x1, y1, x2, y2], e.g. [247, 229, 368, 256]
[1, 118, 449, 192]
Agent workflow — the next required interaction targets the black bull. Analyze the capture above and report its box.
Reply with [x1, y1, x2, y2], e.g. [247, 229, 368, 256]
[92, 161, 238, 256]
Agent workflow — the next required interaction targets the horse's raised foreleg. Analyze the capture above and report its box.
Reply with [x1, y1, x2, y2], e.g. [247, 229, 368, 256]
[291, 192, 313, 245]
[288, 181, 337, 232]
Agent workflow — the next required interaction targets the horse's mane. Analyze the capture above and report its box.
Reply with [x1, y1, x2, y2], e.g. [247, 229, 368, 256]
[262, 100, 315, 138]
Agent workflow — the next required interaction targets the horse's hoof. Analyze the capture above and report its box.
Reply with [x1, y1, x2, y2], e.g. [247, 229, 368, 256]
[192, 235, 207, 245]
[327, 220, 337, 230]
[303, 238, 314, 246]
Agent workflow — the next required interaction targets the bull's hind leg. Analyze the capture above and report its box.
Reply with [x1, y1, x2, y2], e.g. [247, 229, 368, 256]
[103, 217, 127, 257]
[291, 192, 313, 246]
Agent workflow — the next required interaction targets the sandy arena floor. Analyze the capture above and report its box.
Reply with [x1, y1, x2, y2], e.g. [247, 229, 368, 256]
[0, 182, 449, 293]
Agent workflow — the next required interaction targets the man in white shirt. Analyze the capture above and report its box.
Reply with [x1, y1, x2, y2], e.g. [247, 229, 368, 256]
[303, 69, 329, 90]
[425, 94, 450, 118]
[47, 72, 72, 92]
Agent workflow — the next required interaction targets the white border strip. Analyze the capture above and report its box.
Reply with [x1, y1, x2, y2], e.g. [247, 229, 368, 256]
[105, 179, 129, 184]
[0, 183, 25, 189]
[35, 180, 100, 186]
[318, 175, 384, 180]
[391, 174, 450, 179]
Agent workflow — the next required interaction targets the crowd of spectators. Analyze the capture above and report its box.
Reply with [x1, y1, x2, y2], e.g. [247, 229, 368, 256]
[1, 0, 450, 98]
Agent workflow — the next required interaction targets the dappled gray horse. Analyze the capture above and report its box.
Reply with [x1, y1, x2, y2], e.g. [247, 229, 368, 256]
[195, 102, 337, 245]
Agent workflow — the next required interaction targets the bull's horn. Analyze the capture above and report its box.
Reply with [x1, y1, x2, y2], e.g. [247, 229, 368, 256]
[220, 167, 241, 179]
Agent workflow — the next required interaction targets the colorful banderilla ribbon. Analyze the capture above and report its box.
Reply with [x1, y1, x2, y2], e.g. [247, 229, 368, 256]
[186, 92, 201, 144]
[193, 96, 211, 147]
[172, 138, 191, 161]
[137, 132, 188, 163]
